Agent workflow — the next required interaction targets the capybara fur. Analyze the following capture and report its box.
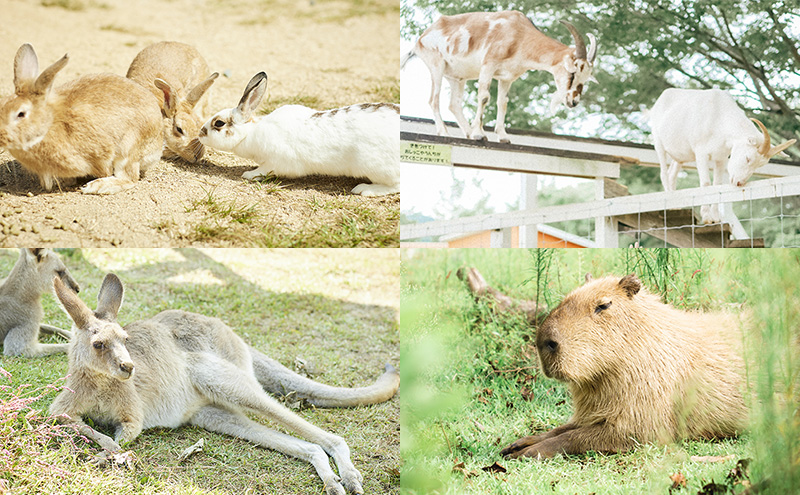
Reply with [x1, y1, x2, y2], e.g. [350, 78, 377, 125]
[500, 274, 747, 459]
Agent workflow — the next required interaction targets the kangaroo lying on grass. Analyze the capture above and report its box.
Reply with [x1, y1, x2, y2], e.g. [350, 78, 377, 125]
[49, 273, 400, 495]
[0, 248, 79, 357]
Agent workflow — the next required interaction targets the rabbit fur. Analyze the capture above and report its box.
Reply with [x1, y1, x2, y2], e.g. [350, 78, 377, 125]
[126, 41, 218, 163]
[198, 72, 400, 197]
[0, 44, 163, 194]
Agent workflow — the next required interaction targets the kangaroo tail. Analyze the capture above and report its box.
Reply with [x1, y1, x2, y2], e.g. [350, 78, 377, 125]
[400, 48, 417, 70]
[249, 347, 400, 407]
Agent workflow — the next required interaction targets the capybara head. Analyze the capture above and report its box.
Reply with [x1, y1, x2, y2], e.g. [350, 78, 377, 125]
[537, 274, 643, 384]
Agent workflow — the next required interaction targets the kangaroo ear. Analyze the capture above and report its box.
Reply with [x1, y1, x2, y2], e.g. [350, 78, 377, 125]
[235, 72, 268, 121]
[24, 248, 45, 262]
[54, 276, 93, 329]
[618, 274, 641, 298]
[584, 273, 594, 283]
[95, 273, 124, 322]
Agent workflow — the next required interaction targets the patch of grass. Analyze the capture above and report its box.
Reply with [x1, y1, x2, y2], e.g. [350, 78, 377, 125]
[366, 80, 400, 104]
[99, 24, 152, 36]
[237, 0, 398, 25]
[400, 249, 799, 494]
[0, 248, 399, 494]
[40, 0, 107, 10]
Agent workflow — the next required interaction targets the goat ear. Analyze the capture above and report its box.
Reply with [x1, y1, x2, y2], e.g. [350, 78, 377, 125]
[767, 139, 797, 159]
[618, 274, 641, 298]
[54, 276, 93, 329]
[95, 273, 124, 322]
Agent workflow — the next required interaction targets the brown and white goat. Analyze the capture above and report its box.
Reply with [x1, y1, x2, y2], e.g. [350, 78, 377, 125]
[403, 10, 597, 143]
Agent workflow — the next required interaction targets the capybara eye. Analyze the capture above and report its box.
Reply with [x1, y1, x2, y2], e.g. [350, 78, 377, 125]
[213, 119, 225, 128]
[93, 341, 104, 350]
[544, 340, 558, 352]
[595, 301, 612, 314]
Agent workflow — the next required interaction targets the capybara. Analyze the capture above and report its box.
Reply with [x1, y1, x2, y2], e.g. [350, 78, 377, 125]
[500, 274, 747, 459]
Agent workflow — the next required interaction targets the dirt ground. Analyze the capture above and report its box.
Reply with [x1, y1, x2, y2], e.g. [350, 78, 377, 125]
[0, 0, 399, 247]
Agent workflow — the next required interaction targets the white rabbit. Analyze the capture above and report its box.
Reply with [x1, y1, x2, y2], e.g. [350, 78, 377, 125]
[198, 72, 400, 197]
[127, 41, 218, 163]
[0, 44, 163, 194]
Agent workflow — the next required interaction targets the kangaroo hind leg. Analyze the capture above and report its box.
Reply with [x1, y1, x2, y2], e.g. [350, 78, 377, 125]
[189, 354, 363, 494]
[191, 405, 349, 495]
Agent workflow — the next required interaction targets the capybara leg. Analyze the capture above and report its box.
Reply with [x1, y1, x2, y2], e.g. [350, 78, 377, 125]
[500, 423, 578, 458]
[509, 425, 624, 459]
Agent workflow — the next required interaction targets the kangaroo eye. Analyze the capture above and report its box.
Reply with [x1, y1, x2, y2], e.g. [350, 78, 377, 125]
[93, 341, 104, 350]
[176, 126, 184, 135]
[213, 119, 225, 129]
[595, 301, 612, 314]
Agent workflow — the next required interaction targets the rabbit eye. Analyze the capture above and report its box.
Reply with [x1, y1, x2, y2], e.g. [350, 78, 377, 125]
[176, 126, 184, 135]
[213, 119, 225, 129]
[16, 111, 26, 119]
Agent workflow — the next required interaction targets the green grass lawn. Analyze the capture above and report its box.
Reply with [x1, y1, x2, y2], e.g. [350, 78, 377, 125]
[0, 248, 400, 494]
[400, 248, 799, 494]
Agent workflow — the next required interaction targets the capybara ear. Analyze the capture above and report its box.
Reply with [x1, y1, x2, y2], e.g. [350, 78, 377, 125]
[618, 274, 641, 298]
[584, 273, 594, 283]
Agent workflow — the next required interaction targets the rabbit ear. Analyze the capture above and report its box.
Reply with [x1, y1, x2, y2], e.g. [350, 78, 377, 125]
[14, 44, 39, 92]
[154, 78, 178, 118]
[186, 72, 219, 110]
[235, 72, 267, 121]
[33, 52, 69, 96]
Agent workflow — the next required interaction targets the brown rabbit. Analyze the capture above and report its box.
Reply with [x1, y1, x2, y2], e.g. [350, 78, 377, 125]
[0, 44, 163, 194]
[126, 41, 218, 163]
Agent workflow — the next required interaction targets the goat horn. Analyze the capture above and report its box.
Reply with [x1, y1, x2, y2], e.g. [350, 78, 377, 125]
[560, 20, 586, 60]
[751, 118, 771, 155]
[587, 33, 597, 64]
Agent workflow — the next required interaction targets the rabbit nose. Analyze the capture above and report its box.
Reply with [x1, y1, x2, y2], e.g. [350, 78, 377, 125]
[199, 126, 207, 137]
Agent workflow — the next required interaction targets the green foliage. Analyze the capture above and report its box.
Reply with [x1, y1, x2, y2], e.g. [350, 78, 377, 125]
[401, 248, 799, 494]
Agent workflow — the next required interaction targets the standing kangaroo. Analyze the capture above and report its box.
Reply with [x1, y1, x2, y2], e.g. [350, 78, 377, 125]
[0, 248, 79, 357]
[49, 273, 400, 495]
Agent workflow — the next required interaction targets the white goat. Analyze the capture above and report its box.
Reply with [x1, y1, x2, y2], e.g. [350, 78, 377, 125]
[402, 10, 597, 143]
[651, 88, 796, 224]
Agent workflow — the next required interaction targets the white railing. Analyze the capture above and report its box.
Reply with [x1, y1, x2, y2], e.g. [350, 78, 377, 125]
[401, 175, 800, 247]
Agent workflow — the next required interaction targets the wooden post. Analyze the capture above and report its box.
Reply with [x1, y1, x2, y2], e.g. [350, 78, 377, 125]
[519, 174, 539, 248]
[594, 177, 619, 247]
